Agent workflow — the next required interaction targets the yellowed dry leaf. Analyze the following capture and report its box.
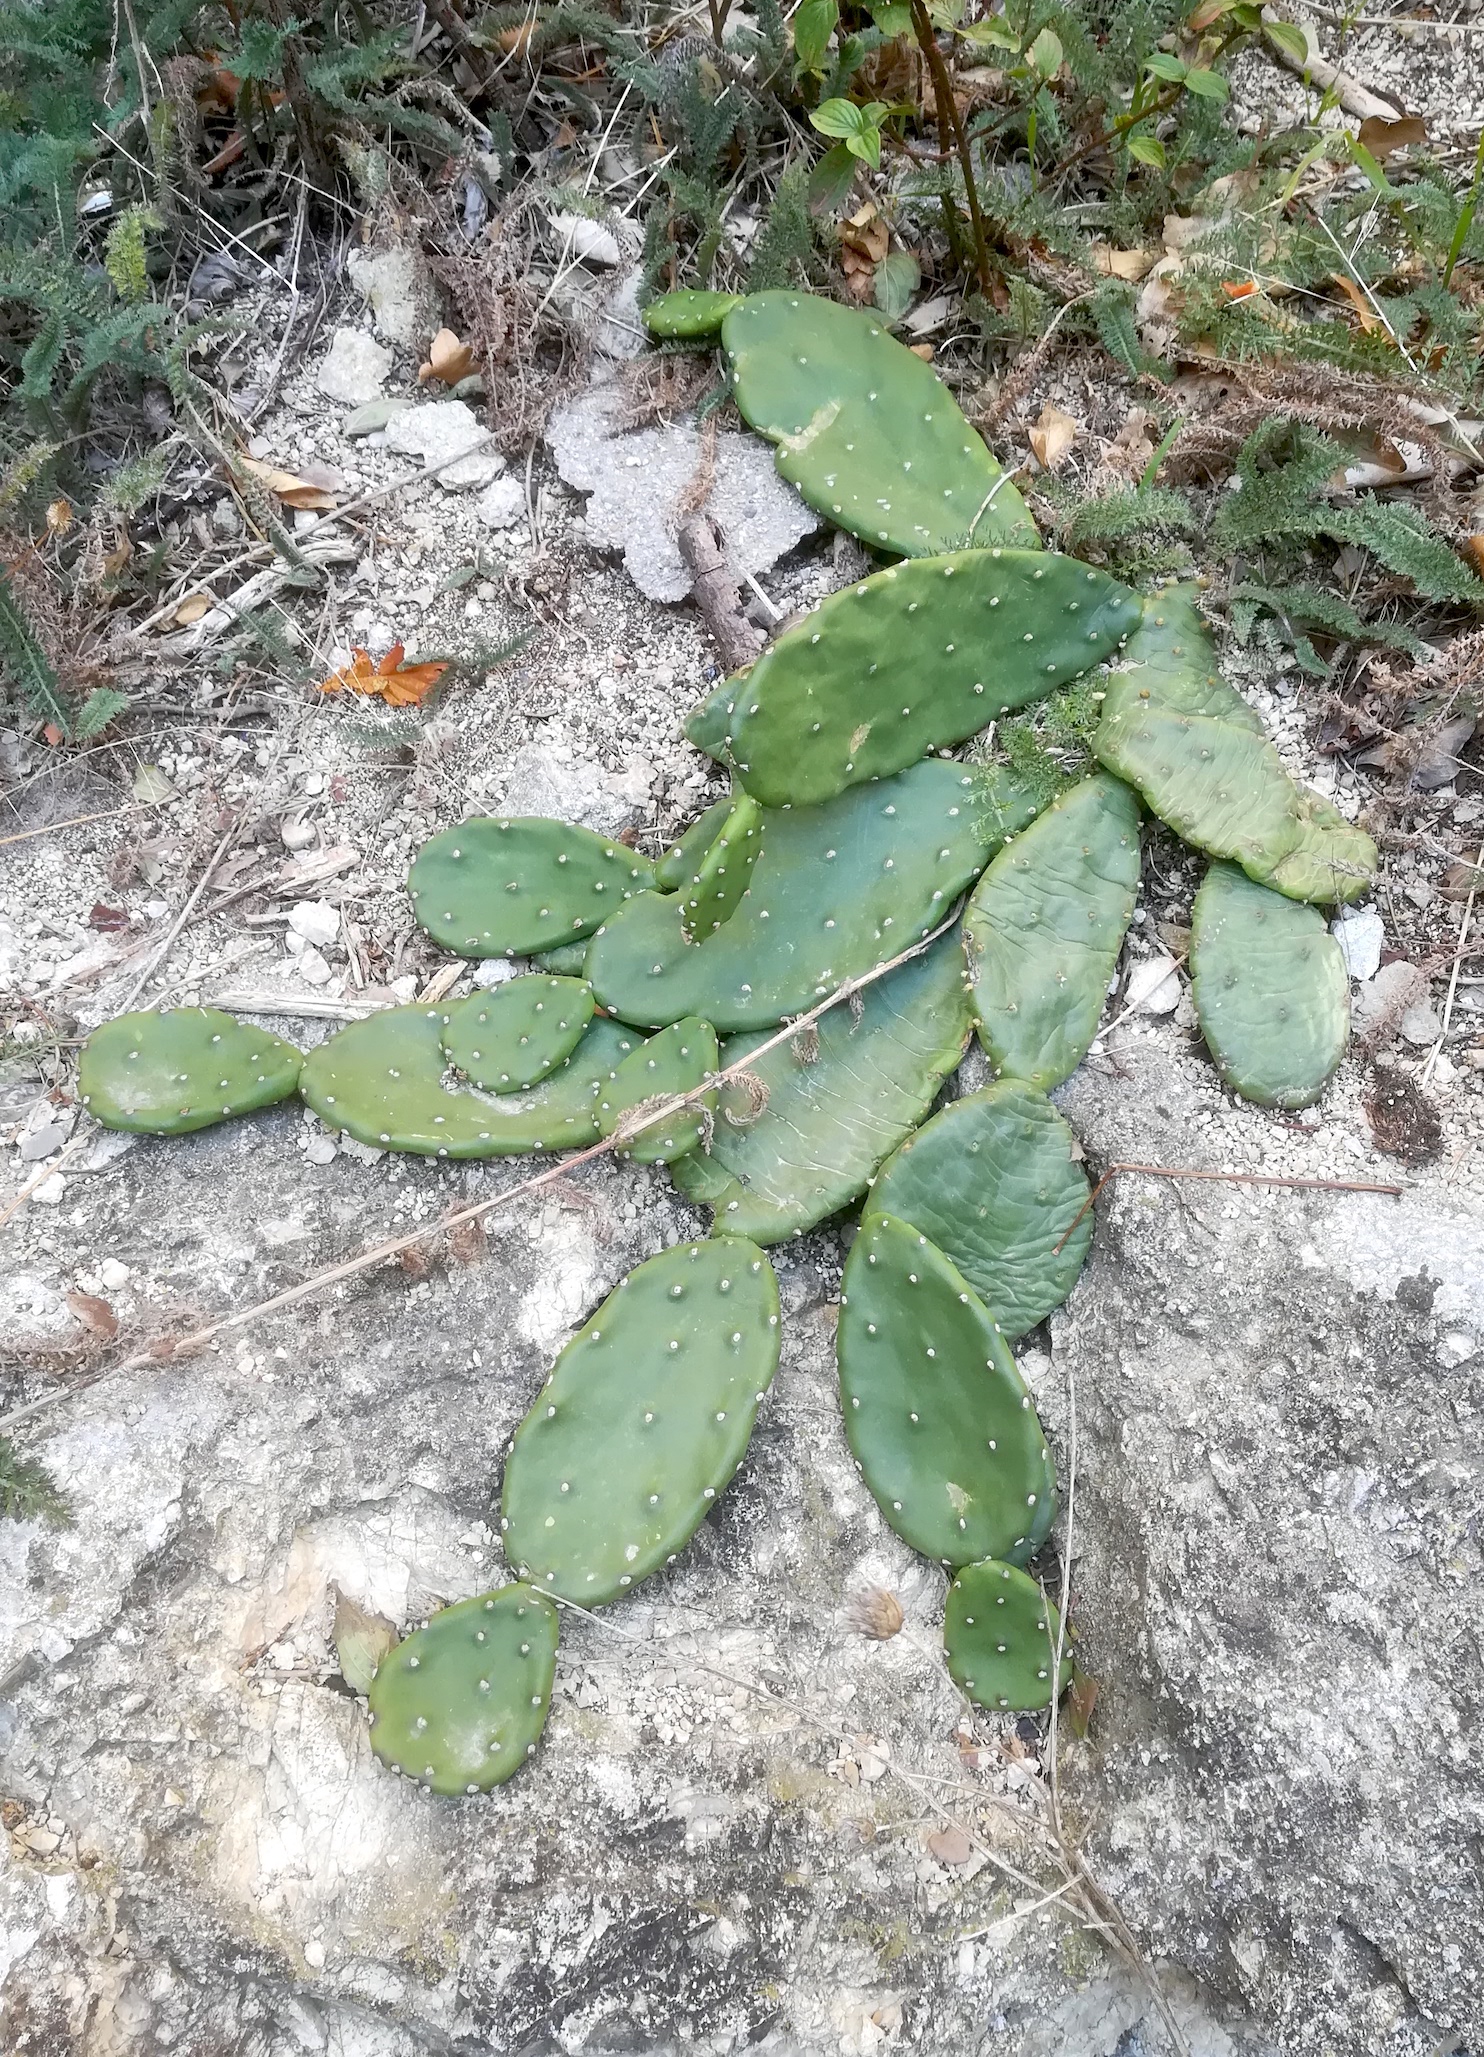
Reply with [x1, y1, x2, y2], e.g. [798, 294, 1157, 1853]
[1092, 242, 1153, 282]
[45, 498, 74, 535]
[418, 328, 476, 387]
[1028, 401, 1078, 471]
[171, 591, 213, 626]
[236, 455, 339, 511]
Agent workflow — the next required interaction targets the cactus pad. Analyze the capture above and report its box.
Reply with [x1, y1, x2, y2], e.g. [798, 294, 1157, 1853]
[644, 287, 744, 339]
[681, 793, 762, 939]
[367, 1586, 558, 1794]
[500, 1237, 781, 1602]
[863, 1081, 1092, 1340]
[669, 929, 970, 1243]
[300, 1006, 641, 1156]
[837, 1213, 1057, 1568]
[965, 772, 1141, 1091]
[683, 679, 739, 767]
[1190, 861, 1349, 1108]
[78, 1007, 302, 1134]
[438, 976, 595, 1092]
[720, 291, 1037, 555]
[655, 796, 734, 891]
[597, 1015, 719, 1163]
[586, 760, 1043, 1032]
[408, 818, 654, 958]
[943, 1559, 1071, 1713]
[726, 551, 1141, 808]
[528, 940, 592, 976]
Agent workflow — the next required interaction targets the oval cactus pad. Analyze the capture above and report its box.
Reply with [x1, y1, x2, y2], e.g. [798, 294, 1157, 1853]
[78, 1006, 302, 1135]
[596, 1015, 719, 1163]
[943, 1559, 1071, 1713]
[655, 796, 734, 892]
[681, 792, 762, 940]
[408, 817, 655, 957]
[367, 1586, 558, 1794]
[439, 976, 595, 1092]
[643, 287, 745, 338]
[500, 1237, 781, 1603]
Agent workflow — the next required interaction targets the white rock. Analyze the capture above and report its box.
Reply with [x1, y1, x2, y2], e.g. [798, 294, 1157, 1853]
[288, 901, 340, 950]
[303, 1939, 327, 1970]
[99, 1259, 130, 1290]
[476, 475, 527, 530]
[304, 1133, 338, 1166]
[472, 958, 520, 989]
[297, 948, 333, 987]
[384, 402, 505, 490]
[316, 328, 392, 406]
[1332, 906, 1384, 982]
[1438, 1330, 1476, 1368]
[549, 210, 622, 267]
[1124, 954, 1182, 1015]
[30, 1174, 65, 1206]
[280, 816, 316, 852]
[345, 243, 443, 351]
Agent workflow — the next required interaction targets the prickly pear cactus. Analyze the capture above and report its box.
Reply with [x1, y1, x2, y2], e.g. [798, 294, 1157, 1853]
[78, 1007, 302, 1134]
[500, 1237, 781, 1603]
[681, 793, 762, 940]
[438, 976, 595, 1092]
[670, 929, 970, 1244]
[366, 1586, 558, 1794]
[965, 772, 1141, 1092]
[643, 287, 744, 339]
[683, 679, 739, 768]
[408, 817, 654, 958]
[720, 291, 1037, 555]
[586, 760, 1044, 1032]
[862, 1081, 1092, 1341]
[837, 1214, 1057, 1568]
[528, 940, 592, 976]
[1190, 861, 1349, 1108]
[726, 551, 1141, 808]
[300, 1006, 641, 1156]
[655, 796, 734, 891]
[943, 1559, 1071, 1713]
[1101, 584, 1265, 734]
[596, 1015, 718, 1163]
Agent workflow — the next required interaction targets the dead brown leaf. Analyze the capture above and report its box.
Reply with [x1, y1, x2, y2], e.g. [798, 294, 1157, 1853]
[926, 1826, 975, 1867]
[332, 1586, 399, 1695]
[67, 1291, 119, 1340]
[1091, 243, 1153, 282]
[318, 642, 450, 708]
[236, 455, 339, 511]
[418, 327, 477, 387]
[1331, 273, 1383, 336]
[845, 1585, 904, 1640]
[1065, 1668, 1100, 1739]
[170, 591, 213, 626]
[1028, 401, 1078, 471]
[1357, 114, 1428, 160]
[45, 499, 74, 536]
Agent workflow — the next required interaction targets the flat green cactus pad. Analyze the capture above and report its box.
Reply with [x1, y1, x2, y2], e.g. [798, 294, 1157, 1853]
[655, 796, 734, 891]
[681, 793, 762, 940]
[528, 940, 592, 976]
[837, 1213, 1056, 1568]
[500, 1236, 781, 1603]
[408, 817, 655, 957]
[721, 291, 1037, 555]
[1094, 599, 1375, 905]
[965, 772, 1141, 1091]
[1190, 861, 1349, 1108]
[300, 1006, 642, 1156]
[643, 287, 744, 338]
[943, 1559, 1071, 1713]
[78, 1007, 302, 1134]
[727, 551, 1141, 807]
[669, 929, 970, 1243]
[862, 1081, 1092, 1341]
[683, 679, 739, 766]
[367, 1586, 558, 1794]
[596, 1015, 719, 1163]
[438, 977, 595, 1092]
[586, 760, 1043, 1032]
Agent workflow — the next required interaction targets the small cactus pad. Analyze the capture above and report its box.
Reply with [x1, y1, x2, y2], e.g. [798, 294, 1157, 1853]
[965, 772, 1141, 1091]
[669, 929, 970, 1243]
[596, 1015, 719, 1163]
[586, 760, 1043, 1032]
[1094, 603, 1375, 905]
[862, 1081, 1092, 1341]
[643, 287, 745, 338]
[681, 793, 762, 939]
[500, 1237, 781, 1603]
[528, 940, 593, 976]
[721, 291, 1037, 555]
[78, 1007, 302, 1134]
[726, 551, 1141, 808]
[943, 1560, 1071, 1713]
[683, 679, 739, 766]
[837, 1214, 1057, 1568]
[438, 977, 595, 1092]
[1190, 861, 1349, 1108]
[408, 817, 655, 957]
[300, 1006, 641, 1156]
[655, 796, 735, 891]
[367, 1586, 558, 1794]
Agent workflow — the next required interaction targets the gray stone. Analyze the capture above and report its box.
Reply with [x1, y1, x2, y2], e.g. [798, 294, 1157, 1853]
[384, 401, 506, 490]
[316, 328, 393, 407]
[1332, 905, 1385, 982]
[345, 243, 443, 353]
[475, 475, 526, 530]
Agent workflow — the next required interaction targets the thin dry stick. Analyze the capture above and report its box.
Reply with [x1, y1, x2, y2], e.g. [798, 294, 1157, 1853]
[113, 816, 241, 1015]
[0, 806, 140, 849]
[1052, 1163, 1405, 1256]
[1422, 834, 1484, 1086]
[0, 1132, 95, 1233]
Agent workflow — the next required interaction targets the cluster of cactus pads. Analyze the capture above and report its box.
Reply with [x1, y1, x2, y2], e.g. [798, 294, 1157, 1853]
[75, 290, 1379, 1787]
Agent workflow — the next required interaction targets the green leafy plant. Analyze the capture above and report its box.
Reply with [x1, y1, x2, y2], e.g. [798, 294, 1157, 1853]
[0, 1437, 68, 1526]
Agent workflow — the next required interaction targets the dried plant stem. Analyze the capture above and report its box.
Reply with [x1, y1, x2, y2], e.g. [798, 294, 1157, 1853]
[1422, 835, 1483, 1086]
[1052, 1162, 1404, 1256]
[909, 0, 994, 293]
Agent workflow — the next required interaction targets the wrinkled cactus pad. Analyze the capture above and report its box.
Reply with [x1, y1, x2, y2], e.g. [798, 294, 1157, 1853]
[837, 1214, 1056, 1568]
[655, 796, 734, 891]
[681, 792, 762, 940]
[500, 1237, 781, 1603]
[438, 976, 595, 1092]
[1101, 584, 1265, 734]
[1190, 861, 1349, 1108]
[726, 551, 1140, 808]
[78, 1007, 302, 1135]
[863, 1080, 1092, 1341]
[408, 817, 654, 957]
[943, 1559, 1071, 1713]
[965, 772, 1141, 1091]
[596, 1015, 719, 1163]
[643, 287, 745, 338]
[367, 1586, 558, 1794]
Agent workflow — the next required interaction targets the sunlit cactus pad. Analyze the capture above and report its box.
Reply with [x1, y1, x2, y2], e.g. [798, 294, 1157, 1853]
[78, 1006, 302, 1134]
[726, 551, 1140, 808]
[1190, 861, 1349, 1109]
[683, 678, 739, 767]
[720, 291, 1037, 555]
[1101, 584, 1265, 733]
[681, 793, 762, 939]
[655, 796, 734, 891]
[596, 1015, 719, 1163]
[943, 1559, 1071, 1713]
[837, 1214, 1056, 1568]
[438, 975, 595, 1092]
[669, 930, 971, 1244]
[643, 287, 744, 338]
[408, 817, 654, 957]
[863, 1080, 1092, 1341]
[500, 1237, 780, 1603]
[367, 1586, 558, 1795]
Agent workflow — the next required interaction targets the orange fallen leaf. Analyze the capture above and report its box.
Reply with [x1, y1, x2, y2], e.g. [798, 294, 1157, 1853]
[908, 342, 935, 361]
[318, 642, 450, 708]
[170, 591, 213, 626]
[1028, 400, 1078, 471]
[1357, 113, 1427, 160]
[1463, 535, 1484, 576]
[1331, 273, 1382, 335]
[1221, 279, 1259, 301]
[236, 454, 340, 511]
[418, 327, 477, 387]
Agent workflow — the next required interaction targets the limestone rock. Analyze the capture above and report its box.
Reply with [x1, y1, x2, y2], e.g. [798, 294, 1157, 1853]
[346, 243, 443, 352]
[384, 401, 505, 490]
[316, 328, 392, 406]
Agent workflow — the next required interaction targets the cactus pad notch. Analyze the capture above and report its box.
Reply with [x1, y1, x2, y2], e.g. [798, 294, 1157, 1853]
[367, 1586, 558, 1794]
[837, 1213, 1057, 1568]
[79, 1007, 302, 1134]
[439, 975, 595, 1092]
[408, 817, 654, 958]
[500, 1236, 781, 1603]
[596, 1015, 719, 1163]
[943, 1559, 1071, 1713]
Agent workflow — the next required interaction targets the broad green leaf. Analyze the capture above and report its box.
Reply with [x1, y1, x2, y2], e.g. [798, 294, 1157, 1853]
[1030, 25, 1063, 75]
[1183, 66, 1230, 100]
[1263, 18, 1310, 66]
[794, 0, 839, 72]
[873, 249, 920, 322]
[1143, 51, 1188, 83]
[1126, 131, 1167, 169]
[960, 16, 1020, 49]
[868, 0, 912, 31]
[811, 97, 866, 139]
[807, 139, 859, 214]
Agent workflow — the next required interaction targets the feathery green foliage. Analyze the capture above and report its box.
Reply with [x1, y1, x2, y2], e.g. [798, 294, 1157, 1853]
[0, 1437, 69, 1526]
